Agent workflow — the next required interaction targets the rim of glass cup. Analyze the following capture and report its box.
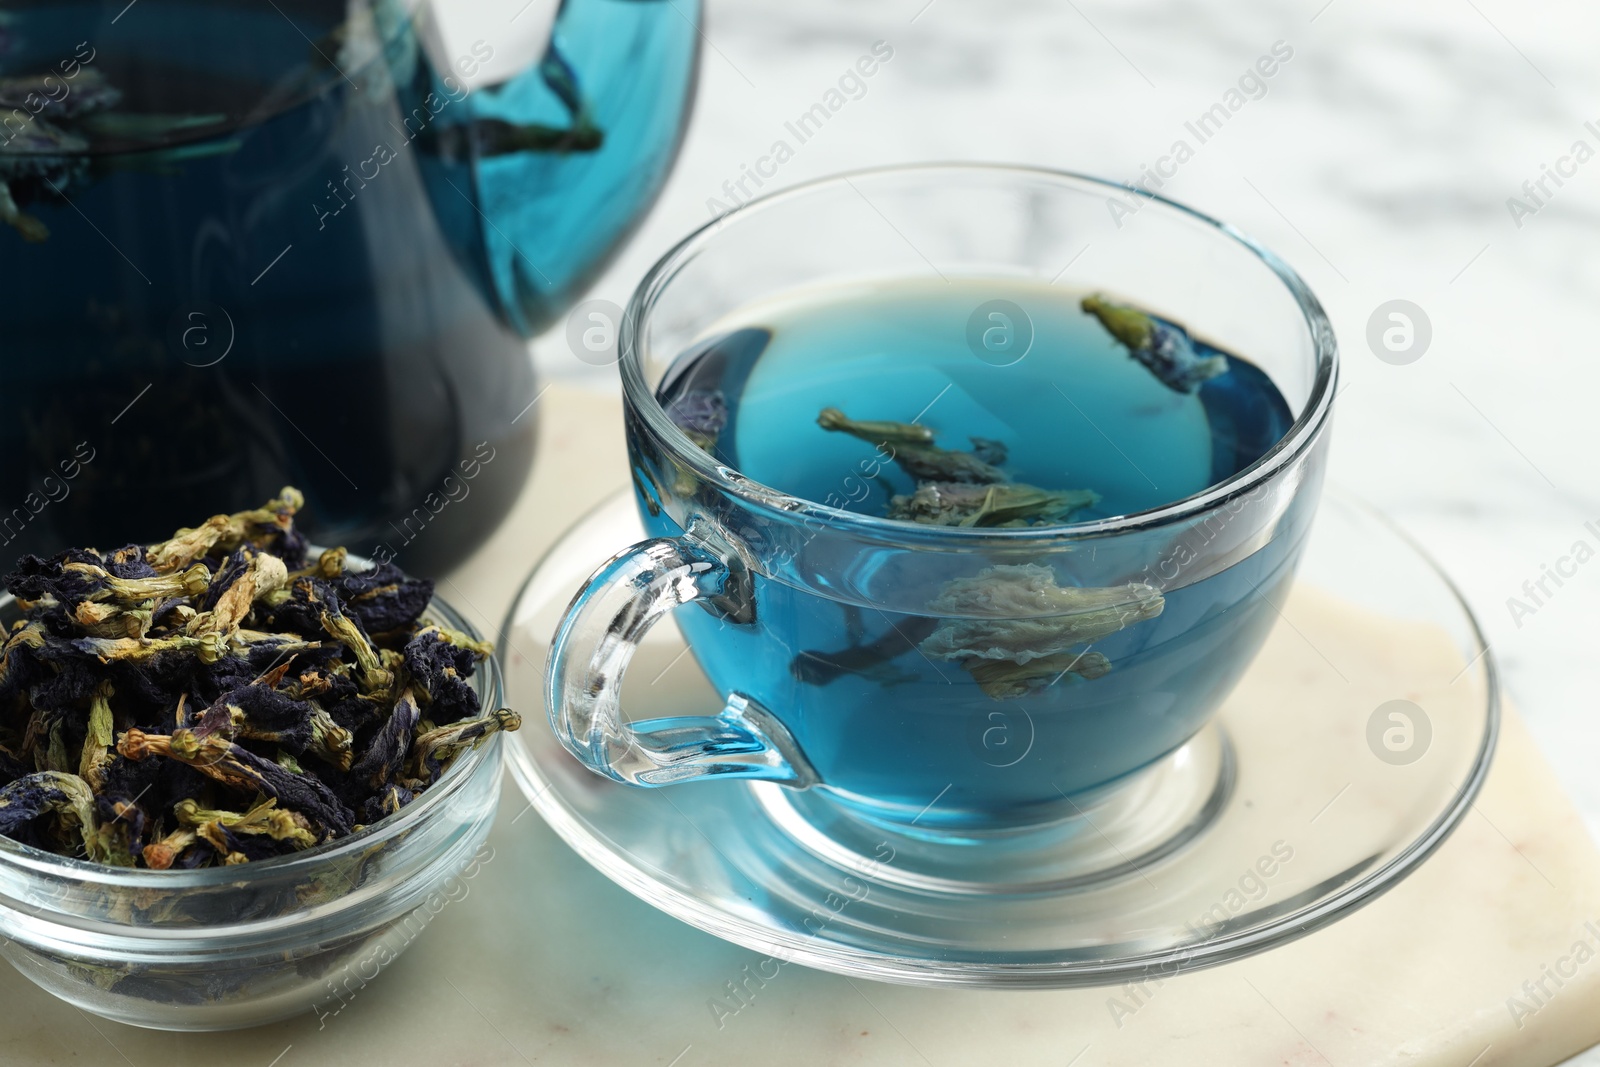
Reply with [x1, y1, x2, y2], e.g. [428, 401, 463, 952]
[0, 588, 502, 893]
[620, 162, 1339, 543]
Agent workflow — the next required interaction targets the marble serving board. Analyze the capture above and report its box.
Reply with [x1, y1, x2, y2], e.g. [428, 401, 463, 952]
[3, 385, 1597, 1067]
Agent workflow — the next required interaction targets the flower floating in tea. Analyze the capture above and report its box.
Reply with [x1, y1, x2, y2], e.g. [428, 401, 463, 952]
[887, 482, 1101, 529]
[793, 409, 1165, 699]
[0, 488, 519, 868]
[666, 389, 729, 454]
[919, 564, 1163, 700]
[1081, 293, 1228, 394]
[816, 407, 1100, 527]
[818, 407, 1007, 485]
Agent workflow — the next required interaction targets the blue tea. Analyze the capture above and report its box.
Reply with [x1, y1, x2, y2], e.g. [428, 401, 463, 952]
[0, 0, 695, 573]
[643, 278, 1308, 828]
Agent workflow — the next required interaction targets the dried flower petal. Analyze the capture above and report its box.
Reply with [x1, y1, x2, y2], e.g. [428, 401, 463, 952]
[818, 407, 1008, 484]
[1081, 293, 1228, 394]
[888, 482, 1100, 527]
[408, 708, 521, 786]
[0, 771, 111, 861]
[921, 564, 1164, 663]
[919, 564, 1163, 700]
[0, 488, 512, 867]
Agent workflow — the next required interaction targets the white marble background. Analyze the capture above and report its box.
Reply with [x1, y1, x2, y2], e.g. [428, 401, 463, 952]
[542, 0, 1600, 841]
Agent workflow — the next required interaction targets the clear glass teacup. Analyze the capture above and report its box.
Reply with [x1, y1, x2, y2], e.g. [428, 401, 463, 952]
[547, 164, 1336, 836]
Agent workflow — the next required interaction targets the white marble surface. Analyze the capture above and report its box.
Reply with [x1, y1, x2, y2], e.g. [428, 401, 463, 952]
[544, 0, 1600, 854]
[525, 3, 1600, 1059]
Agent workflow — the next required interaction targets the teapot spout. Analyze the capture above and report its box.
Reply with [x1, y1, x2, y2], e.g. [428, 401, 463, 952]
[403, 0, 701, 338]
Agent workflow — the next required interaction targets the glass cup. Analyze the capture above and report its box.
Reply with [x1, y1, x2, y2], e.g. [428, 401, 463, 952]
[547, 164, 1336, 836]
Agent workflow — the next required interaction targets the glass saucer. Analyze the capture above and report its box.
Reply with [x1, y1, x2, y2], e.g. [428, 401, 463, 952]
[500, 489, 1498, 988]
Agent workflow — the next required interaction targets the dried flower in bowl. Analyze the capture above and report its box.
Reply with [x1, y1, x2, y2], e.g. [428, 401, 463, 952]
[0, 487, 520, 869]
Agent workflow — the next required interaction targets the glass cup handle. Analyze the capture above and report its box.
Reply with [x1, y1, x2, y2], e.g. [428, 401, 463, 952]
[546, 535, 819, 788]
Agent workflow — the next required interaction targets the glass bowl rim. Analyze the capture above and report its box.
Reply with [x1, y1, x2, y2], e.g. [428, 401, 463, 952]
[0, 582, 504, 891]
[619, 161, 1339, 544]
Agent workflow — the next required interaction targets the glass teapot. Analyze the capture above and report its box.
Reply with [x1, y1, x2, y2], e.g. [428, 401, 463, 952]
[0, 0, 699, 573]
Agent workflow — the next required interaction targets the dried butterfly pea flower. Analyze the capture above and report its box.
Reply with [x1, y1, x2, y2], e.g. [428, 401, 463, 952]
[66, 561, 212, 606]
[89, 793, 148, 868]
[175, 798, 318, 851]
[0, 488, 513, 868]
[407, 708, 521, 787]
[202, 685, 354, 771]
[25, 640, 117, 712]
[308, 710, 354, 771]
[117, 728, 355, 838]
[260, 577, 394, 692]
[1081, 293, 1228, 394]
[968, 437, 1009, 467]
[965, 650, 1113, 700]
[22, 703, 73, 773]
[71, 631, 230, 666]
[232, 631, 328, 663]
[666, 389, 729, 453]
[816, 404, 1108, 539]
[789, 616, 939, 687]
[818, 407, 1009, 484]
[320, 609, 395, 695]
[403, 627, 484, 725]
[0, 70, 122, 121]
[253, 574, 327, 633]
[70, 600, 155, 639]
[887, 482, 1102, 528]
[198, 822, 297, 866]
[186, 548, 289, 638]
[6, 551, 208, 613]
[921, 564, 1164, 658]
[428, 623, 494, 658]
[329, 560, 434, 635]
[298, 546, 348, 580]
[102, 544, 159, 581]
[817, 409, 934, 447]
[360, 784, 415, 825]
[346, 687, 421, 795]
[0, 771, 112, 862]
[920, 564, 1164, 700]
[0, 622, 49, 702]
[194, 549, 251, 612]
[77, 681, 115, 791]
[141, 825, 200, 871]
[799, 408, 1131, 692]
[294, 667, 374, 735]
[144, 488, 306, 572]
[97, 753, 207, 832]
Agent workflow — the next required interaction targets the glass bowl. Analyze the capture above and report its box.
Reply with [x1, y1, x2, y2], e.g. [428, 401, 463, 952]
[0, 593, 504, 1031]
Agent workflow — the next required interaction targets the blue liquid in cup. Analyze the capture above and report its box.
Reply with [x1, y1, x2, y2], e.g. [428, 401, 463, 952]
[647, 279, 1307, 828]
